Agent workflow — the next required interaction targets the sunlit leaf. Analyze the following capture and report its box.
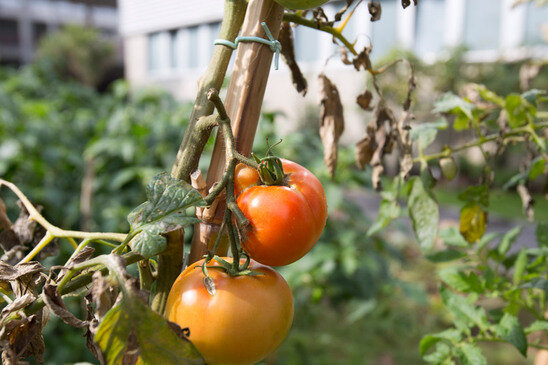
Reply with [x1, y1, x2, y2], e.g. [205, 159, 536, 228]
[407, 177, 439, 251]
[498, 226, 521, 257]
[457, 343, 487, 365]
[95, 296, 203, 365]
[127, 173, 205, 258]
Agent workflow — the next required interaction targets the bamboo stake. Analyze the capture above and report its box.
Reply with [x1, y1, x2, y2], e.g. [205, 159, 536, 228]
[188, 0, 284, 264]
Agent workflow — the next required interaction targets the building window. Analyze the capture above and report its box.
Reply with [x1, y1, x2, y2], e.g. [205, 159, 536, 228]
[524, 3, 548, 45]
[0, 18, 19, 46]
[185, 25, 199, 69]
[371, 0, 397, 59]
[169, 29, 179, 69]
[414, 0, 445, 57]
[148, 32, 162, 71]
[463, 0, 501, 50]
[32, 22, 48, 45]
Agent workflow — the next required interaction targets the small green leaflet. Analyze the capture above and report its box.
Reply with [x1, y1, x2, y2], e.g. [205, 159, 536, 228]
[433, 93, 475, 131]
[409, 118, 448, 150]
[537, 223, 548, 247]
[95, 296, 203, 365]
[440, 286, 488, 331]
[457, 343, 487, 365]
[407, 177, 439, 251]
[127, 173, 206, 258]
[419, 329, 461, 356]
[524, 320, 548, 334]
[494, 313, 527, 356]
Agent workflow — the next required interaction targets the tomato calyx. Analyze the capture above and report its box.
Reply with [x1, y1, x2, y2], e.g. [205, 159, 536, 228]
[200, 254, 264, 279]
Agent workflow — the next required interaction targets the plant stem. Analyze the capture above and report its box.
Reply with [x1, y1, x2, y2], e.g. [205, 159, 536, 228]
[171, 0, 248, 182]
[151, 229, 185, 316]
[25, 252, 144, 316]
[283, 12, 357, 55]
[417, 122, 548, 163]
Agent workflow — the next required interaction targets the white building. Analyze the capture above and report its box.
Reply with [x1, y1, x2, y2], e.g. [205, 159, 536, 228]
[118, 0, 548, 141]
[0, 0, 119, 66]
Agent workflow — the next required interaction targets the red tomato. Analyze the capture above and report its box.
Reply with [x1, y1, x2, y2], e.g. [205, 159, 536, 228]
[166, 258, 294, 365]
[236, 159, 327, 266]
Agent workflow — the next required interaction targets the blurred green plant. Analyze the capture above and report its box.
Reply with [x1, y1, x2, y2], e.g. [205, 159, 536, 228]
[35, 24, 115, 87]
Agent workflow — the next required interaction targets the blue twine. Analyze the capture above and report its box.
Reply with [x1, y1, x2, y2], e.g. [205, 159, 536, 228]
[214, 22, 282, 70]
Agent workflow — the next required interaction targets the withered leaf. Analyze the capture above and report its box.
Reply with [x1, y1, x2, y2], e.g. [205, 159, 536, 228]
[355, 136, 375, 169]
[42, 283, 87, 328]
[91, 271, 118, 321]
[279, 22, 308, 96]
[516, 183, 534, 221]
[357, 90, 373, 110]
[318, 74, 345, 178]
[334, 0, 354, 22]
[368, 1, 382, 21]
[353, 46, 374, 72]
[0, 314, 45, 365]
[460, 204, 487, 243]
[339, 48, 353, 65]
[1, 293, 35, 316]
[0, 261, 43, 281]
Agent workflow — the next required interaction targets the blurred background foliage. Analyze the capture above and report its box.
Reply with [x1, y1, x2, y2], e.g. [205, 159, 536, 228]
[0, 25, 545, 364]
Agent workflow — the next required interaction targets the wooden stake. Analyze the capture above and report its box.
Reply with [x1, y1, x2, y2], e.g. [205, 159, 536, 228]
[188, 0, 284, 263]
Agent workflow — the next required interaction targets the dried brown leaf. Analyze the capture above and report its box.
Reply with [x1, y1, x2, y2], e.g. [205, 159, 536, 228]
[279, 22, 308, 96]
[0, 315, 44, 364]
[42, 283, 87, 328]
[318, 74, 345, 178]
[352, 46, 374, 72]
[339, 48, 353, 65]
[368, 1, 382, 21]
[355, 136, 375, 170]
[334, 0, 354, 22]
[357, 90, 373, 110]
[1, 293, 35, 316]
[0, 261, 43, 282]
[91, 271, 118, 321]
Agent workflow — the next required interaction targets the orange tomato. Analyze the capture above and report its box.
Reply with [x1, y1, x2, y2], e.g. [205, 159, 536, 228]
[236, 159, 327, 266]
[166, 258, 294, 365]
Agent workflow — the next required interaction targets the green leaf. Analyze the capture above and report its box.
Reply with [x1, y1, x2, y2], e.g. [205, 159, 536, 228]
[494, 313, 528, 356]
[95, 296, 203, 365]
[512, 248, 527, 285]
[434, 93, 474, 119]
[457, 343, 487, 365]
[95, 300, 132, 365]
[420, 329, 462, 356]
[409, 118, 448, 150]
[426, 249, 466, 263]
[521, 278, 548, 293]
[440, 286, 488, 330]
[502, 172, 527, 190]
[524, 320, 548, 334]
[439, 227, 469, 247]
[498, 226, 522, 257]
[439, 268, 482, 293]
[528, 157, 546, 180]
[458, 185, 489, 208]
[477, 232, 500, 250]
[407, 177, 439, 251]
[536, 223, 548, 247]
[454, 112, 471, 130]
[459, 204, 487, 244]
[127, 173, 205, 258]
[477, 85, 505, 107]
[505, 94, 534, 129]
[367, 198, 400, 236]
[521, 89, 545, 105]
[423, 343, 453, 364]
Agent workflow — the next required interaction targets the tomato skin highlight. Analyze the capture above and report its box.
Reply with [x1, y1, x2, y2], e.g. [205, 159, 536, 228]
[166, 258, 294, 365]
[236, 159, 327, 266]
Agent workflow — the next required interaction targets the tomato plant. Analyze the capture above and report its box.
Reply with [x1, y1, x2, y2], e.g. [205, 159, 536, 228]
[166, 257, 294, 365]
[236, 158, 328, 266]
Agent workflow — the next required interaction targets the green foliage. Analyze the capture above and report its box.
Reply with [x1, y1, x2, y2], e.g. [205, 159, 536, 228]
[0, 65, 190, 233]
[126, 173, 205, 258]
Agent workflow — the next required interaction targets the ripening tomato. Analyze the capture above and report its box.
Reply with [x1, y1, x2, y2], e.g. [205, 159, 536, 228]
[273, 0, 330, 10]
[236, 159, 327, 266]
[166, 258, 294, 365]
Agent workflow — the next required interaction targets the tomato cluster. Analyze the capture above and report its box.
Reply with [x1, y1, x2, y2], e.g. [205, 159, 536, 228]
[167, 158, 326, 364]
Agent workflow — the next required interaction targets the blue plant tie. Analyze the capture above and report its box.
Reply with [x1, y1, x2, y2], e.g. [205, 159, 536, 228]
[214, 22, 282, 70]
